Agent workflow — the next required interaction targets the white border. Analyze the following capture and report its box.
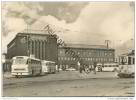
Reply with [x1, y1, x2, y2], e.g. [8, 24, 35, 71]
[0, 0, 135, 100]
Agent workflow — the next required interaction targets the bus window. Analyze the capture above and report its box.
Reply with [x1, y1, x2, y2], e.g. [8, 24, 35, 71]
[13, 59, 27, 65]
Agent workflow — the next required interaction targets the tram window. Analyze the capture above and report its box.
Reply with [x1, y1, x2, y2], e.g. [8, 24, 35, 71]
[128, 57, 131, 65]
[133, 58, 135, 64]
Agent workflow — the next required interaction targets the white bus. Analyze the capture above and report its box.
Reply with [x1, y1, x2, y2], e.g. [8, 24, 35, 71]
[102, 63, 119, 72]
[11, 56, 42, 77]
[41, 60, 56, 74]
[96, 63, 119, 72]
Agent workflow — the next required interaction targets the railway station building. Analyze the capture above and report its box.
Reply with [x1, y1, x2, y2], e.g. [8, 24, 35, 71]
[7, 32, 58, 63]
[7, 31, 115, 71]
[58, 44, 115, 69]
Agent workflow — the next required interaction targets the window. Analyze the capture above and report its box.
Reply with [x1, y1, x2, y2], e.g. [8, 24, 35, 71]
[13, 59, 27, 65]
[88, 58, 89, 61]
[96, 58, 98, 61]
[105, 53, 107, 56]
[128, 57, 131, 65]
[61, 57, 64, 61]
[133, 58, 135, 64]
[77, 51, 80, 55]
[89, 52, 91, 55]
[60, 50, 63, 54]
[109, 53, 112, 56]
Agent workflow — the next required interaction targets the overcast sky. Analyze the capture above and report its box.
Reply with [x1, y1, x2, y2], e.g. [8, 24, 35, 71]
[2, 1, 135, 53]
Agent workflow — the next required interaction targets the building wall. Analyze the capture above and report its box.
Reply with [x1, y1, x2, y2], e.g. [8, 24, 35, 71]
[58, 47, 115, 68]
[7, 33, 58, 63]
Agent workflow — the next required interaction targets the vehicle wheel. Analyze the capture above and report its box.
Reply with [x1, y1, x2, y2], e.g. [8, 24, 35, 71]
[15, 75, 18, 78]
[39, 69, 42, 75]
[113, 68, 116, 72]
[100, 68, 102, 72]
[98, 67, 102, 72]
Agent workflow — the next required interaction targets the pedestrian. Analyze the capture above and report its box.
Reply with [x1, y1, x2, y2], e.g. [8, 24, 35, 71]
[93, 62, 97, 74]
[77, 61, 82, 73]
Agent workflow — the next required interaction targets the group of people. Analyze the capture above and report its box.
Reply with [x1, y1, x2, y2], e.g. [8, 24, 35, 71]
[78, 61, 97, 74]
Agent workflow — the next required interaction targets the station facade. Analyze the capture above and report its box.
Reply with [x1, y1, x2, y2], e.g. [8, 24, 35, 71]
[7, 32, 115, 70]
[58, 44, 115, 69]
[7, 32, 58, 63]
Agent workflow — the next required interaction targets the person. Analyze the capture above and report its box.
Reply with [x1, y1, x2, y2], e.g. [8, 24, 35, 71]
[56, 64, 59, 72]
[93, 62, 97, 74]
[77, 61, 82, 73]
[85, 65, 90, 74]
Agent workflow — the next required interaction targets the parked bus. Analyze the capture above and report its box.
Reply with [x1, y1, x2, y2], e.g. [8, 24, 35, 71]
[96, 63, 119, 72]
[41, 60, 56, 74]
[11, 56, 42, 77]
[102, 63, 119, 72]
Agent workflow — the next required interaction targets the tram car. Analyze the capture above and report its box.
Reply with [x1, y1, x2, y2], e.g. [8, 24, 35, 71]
[117, 50, 135, 78]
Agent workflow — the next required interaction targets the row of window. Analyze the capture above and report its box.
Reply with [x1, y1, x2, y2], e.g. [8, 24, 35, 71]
[59, 50, 113, 57]
[27, 59, 41, 65]
[58, 57, 114, 62]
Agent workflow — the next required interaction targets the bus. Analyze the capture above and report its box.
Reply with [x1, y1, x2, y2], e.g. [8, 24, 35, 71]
[96, 63, 119, 72]
[11, 56, 42, 77]
[41, 60, 56, 74]
[102, 63, 119, 72]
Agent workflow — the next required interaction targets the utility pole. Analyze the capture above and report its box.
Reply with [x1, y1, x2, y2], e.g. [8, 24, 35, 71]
[105, 40, 111, 49]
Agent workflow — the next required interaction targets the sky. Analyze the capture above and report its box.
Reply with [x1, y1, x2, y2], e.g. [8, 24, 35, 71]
[1, 1, 135, 53]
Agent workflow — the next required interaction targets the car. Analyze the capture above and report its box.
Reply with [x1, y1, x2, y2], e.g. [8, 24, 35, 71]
[66, 67, 76, 71]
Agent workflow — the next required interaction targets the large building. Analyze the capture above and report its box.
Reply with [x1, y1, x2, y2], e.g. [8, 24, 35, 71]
[7, 32, 58, 63]
[7, 32, 115, 71]
[58, 44, 115, 69]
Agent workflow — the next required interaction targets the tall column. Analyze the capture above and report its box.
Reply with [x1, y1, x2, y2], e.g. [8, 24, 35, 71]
[29, 40, 32, 56]
[40, 40, 43, 60]
[33, 40, 36, 58]
[39, 41, 41, 59]
[41, 41, 44, 60]
[44, 40, 46, 60]
[37, 40, 40, 59]
[36, 40, 39, 59]
[42, 41, 45, 60]
[31, 41, 34, 54]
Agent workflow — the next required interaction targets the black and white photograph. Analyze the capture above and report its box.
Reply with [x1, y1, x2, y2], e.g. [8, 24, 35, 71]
[1, 1, 135, 97]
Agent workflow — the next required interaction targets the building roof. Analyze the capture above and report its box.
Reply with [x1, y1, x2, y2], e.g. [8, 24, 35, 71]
[18, 32, 49, 36]
[120, 50, 135, 56]
[20, 29, 49, 35]
[60, 43, 114, 50]
[7, 32, 49, 47]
